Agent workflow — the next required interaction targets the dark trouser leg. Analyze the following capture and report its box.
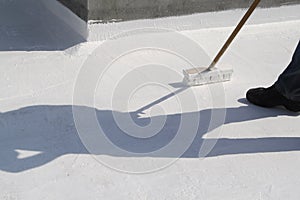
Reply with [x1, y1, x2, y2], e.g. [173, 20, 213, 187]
[275, 41, 300, 101]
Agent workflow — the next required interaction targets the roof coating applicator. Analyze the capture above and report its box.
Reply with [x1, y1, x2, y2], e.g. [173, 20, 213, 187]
[183, 0, 261, 86]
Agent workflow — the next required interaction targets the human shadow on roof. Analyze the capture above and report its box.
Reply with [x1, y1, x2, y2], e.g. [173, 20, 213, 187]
[0, 0, 86, 51]
[0, 101, 299, 173]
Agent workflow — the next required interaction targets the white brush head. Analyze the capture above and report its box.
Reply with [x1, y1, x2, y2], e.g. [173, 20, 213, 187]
[183, 67, 233, 86]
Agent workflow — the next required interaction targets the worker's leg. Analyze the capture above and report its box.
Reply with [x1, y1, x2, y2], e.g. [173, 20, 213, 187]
[275, 41, 300, 101]
[246, 41, 300, 112]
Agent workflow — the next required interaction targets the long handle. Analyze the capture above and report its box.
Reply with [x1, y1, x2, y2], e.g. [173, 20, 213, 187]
[208, 0, 261, 70]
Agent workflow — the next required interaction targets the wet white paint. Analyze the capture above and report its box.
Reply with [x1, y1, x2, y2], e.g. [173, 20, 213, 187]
[0, 3, 300, 200]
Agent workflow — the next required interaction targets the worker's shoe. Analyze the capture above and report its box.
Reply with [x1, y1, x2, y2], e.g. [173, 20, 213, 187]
[246, 85, 300, 112]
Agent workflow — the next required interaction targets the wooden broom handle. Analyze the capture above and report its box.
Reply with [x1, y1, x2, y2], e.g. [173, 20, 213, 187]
[208, 0, 261, 69]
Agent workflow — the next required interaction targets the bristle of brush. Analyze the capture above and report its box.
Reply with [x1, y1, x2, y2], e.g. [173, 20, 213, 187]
[183, 68, 233, 86]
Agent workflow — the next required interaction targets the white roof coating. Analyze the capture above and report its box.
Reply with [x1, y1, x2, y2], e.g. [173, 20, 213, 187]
[0, 3, 300, 200]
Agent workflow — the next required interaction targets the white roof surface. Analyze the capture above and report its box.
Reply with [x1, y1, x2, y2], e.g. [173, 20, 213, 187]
[0, 4, 300, 200]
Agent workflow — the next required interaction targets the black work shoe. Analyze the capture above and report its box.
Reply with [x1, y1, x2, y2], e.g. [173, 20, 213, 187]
[246, 85, 300, 112]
